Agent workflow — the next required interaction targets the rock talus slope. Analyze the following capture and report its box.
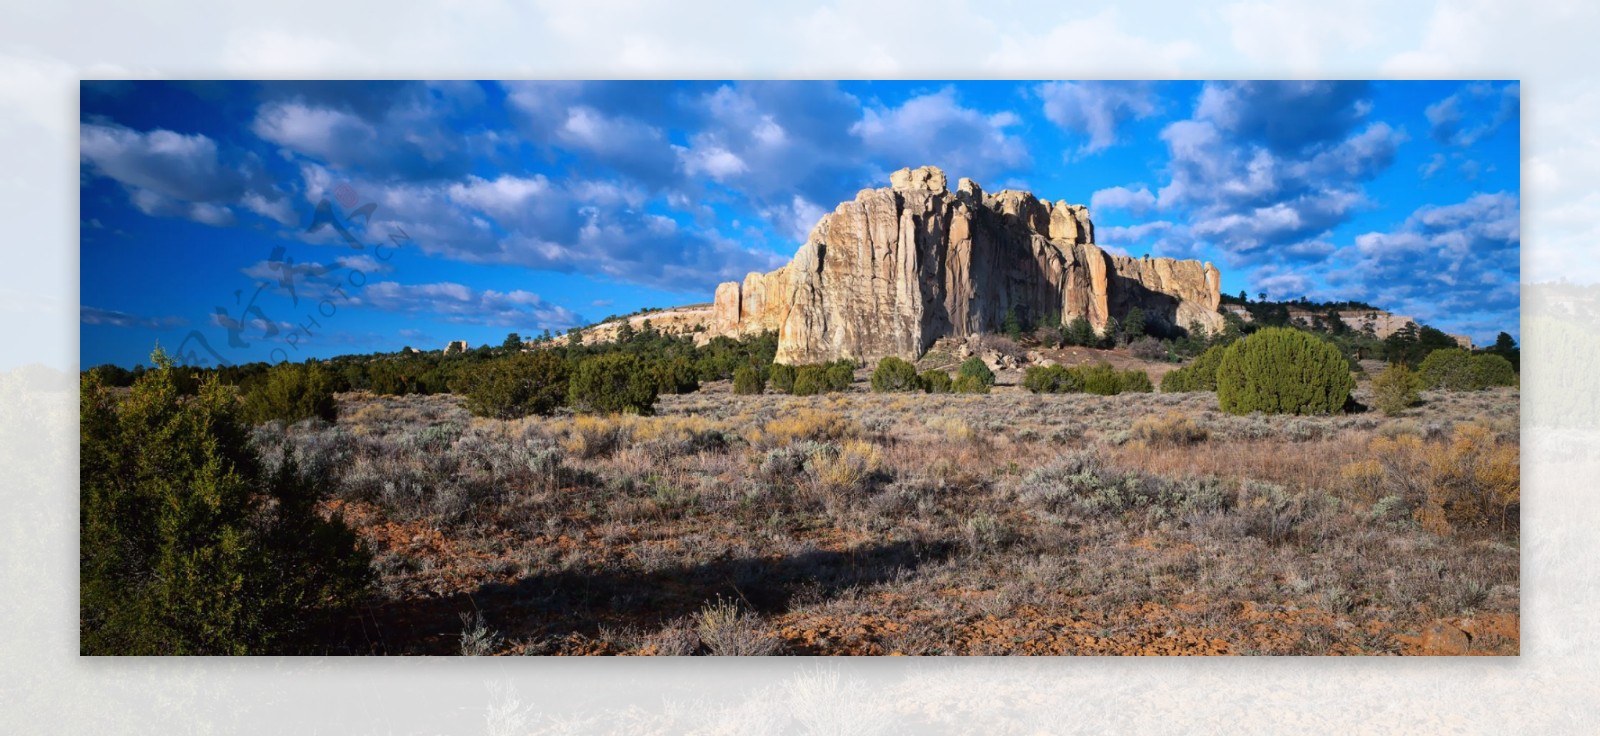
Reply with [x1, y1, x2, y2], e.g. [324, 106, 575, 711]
[709, 166, 1224, 364]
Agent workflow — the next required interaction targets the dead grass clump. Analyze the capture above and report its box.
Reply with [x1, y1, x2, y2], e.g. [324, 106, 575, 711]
[1131, 411, 1209, 447]
[745, 408, 860, 450]
[696, 598, 781, 656]
[924, 415, 980, 445]
[807, 439, 884, 493]
[557, 414, 633, 459]
[1358, 421, 1518, 536]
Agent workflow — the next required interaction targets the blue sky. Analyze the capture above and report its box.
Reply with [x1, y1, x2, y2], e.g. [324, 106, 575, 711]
[79, 80, 1520, 368]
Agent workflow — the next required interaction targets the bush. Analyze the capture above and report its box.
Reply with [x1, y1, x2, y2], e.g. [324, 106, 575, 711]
[792, 365, 826, 396]
[240, 361, 338, 425]
[651, 356, 701, 395]
[459, 352, 569, 419]
[1371, 362, 1422, 416]
[920, 369, 953, 394]
[1023, 365, 1077, 394]
[80, 350, 371, 654]
[1023, 363, 1150, 395]
[1471, 353, 1517, 388]
[1128, 336, 1166, 361]
[870, 357, 922, 392]
[1118, 369, 1154, 393]
[1418, 348, 1477, 390]
[1063, 316, 1096, 347]
[1077, 363, 1151, 395]
[952, 374, 990, 394]
[768, 363, 797, 394]
[1160, 344, 1226, 393]
[568, 353, 659, 415]
[732, 364, 765, 395]
[957, 356, 995, 388]
[823, 361, 855, 391]
[1365, 422, 1518, 535]
[1216, 327, 1354, 415]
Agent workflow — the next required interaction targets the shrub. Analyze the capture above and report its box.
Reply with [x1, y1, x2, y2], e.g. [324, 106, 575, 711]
[1023, 365, 1077, 394]
[870, 356, 922, 392]
[650, 356, 701, 395]
[1471, 353, 1517, 388]
[1063, 316, 1096, 347]
[1024, 363, 1150, 395]
[568, 353, 659, 415]
[732, 364, 765, 395]
[1216, 327, 1354, 415]
[792, 365, 826, 396]
[1128, 336, 1166, 361]
[1160, 344, 1226, 393]
[1418, 348, 1477, 390]
[957, 356, 995, 388]
[952, 374, 990, 394]
[768, 363, 797, 394]
[823, 361, 855, 391]
[1118, 369, 1154, 393]
[80, 350, 371, 655]
[920, 369, 953, 394]
[458, 352, 569, 419]
[240, 361, 338, 425]
[1366, 422, 1519, 535]
[1076, 363, 1151, 395]
[1371, 362, 1423, 416]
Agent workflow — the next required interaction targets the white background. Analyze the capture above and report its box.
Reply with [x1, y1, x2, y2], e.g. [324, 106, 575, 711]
[4, 1, 1596, 732]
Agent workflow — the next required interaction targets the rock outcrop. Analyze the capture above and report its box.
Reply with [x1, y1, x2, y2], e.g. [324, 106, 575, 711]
[711, 166, 1224, 364]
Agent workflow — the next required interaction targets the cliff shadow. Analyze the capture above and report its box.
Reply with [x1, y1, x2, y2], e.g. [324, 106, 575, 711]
[1107, 271, 1183, 336]
[357, 537, 955, 654]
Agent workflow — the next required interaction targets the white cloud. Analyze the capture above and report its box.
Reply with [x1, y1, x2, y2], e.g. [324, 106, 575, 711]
[357, 281, 585, 329]
[851, 87, 1029, 182]
[677, 143, 749, 181]
[80, 122, 292, 227]
[1090, 186, 1157, 215]
[1037, 81, 1161, 156]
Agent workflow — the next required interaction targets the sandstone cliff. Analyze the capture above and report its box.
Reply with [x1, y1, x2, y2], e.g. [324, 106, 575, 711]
[711, 166, 1224, 364]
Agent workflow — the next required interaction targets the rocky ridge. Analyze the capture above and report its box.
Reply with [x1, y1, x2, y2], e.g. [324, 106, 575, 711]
[711, 165, 1224, 364]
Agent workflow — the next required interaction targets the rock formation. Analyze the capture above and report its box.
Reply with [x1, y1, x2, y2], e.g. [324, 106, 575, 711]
[711, 166, 1224, 364]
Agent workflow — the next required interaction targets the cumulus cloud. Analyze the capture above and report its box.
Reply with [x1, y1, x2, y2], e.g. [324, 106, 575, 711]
[356, 281, 585, 329]
[1037, 81, 1161, 156]
[1090, 186, 1157, 215]
[1194, 81, 1373, 154]
[1426, 82, 1519, 147]
[852, 87, 1030, 183]
[295, 164, 786, 293]
[79, 122, 295, 226]
[1147, 82, 1403, 263]
[1346, 192, 1520, 335]
[252, 81, 488, 181]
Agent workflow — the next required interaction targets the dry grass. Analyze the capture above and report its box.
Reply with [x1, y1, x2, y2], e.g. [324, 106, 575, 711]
[273, 381, 1519, 656]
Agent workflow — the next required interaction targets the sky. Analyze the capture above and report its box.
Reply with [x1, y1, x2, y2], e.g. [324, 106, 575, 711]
[79, 80, 1520, 368]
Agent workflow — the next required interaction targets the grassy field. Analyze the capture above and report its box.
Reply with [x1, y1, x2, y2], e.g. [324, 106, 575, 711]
[261, 366, 1520, 655]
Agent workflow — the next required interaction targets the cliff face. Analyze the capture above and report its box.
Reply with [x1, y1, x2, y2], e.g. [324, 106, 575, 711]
[711, 165, 1224, 364]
